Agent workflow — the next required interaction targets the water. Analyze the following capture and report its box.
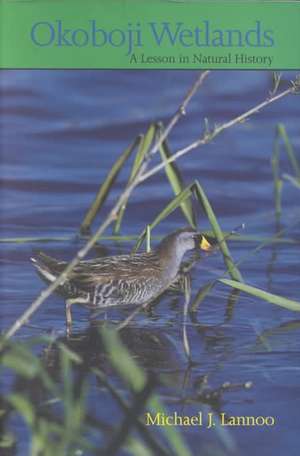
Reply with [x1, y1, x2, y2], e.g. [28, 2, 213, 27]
[1, 70, 300, 455]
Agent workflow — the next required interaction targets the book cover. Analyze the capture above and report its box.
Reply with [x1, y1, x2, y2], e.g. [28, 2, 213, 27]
[0, 1, 300, 455]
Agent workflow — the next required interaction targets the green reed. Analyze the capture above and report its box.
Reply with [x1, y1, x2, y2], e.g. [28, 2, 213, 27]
[272, 123, 300, 215]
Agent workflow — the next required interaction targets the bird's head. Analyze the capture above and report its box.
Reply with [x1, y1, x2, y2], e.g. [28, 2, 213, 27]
[158, 227, 214, 259]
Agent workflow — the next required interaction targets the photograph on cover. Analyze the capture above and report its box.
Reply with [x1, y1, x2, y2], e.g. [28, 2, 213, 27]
[1, 70, 300, 455]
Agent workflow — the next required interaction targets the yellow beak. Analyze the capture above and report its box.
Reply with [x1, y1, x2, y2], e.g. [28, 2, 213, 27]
[199, 235, 213, 252]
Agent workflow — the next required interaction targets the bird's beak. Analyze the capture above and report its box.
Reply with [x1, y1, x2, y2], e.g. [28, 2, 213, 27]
[199, 234, 214, 252]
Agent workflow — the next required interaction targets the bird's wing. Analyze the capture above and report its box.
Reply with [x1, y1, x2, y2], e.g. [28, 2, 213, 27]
[69, 252, 162, 291]
[32, 251, 163, 293]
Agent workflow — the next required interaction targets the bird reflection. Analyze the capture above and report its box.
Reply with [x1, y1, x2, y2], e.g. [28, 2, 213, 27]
[41, 322, 184, 383]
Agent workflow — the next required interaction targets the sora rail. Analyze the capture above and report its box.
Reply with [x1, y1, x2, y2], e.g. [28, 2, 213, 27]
[31, 227, 212, 332]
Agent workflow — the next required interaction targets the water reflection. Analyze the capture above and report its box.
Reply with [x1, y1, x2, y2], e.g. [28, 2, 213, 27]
[39, 323, 184, 385]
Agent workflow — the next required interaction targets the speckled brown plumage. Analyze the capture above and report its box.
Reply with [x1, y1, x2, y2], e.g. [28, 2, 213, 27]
[31, 227, 212, 331]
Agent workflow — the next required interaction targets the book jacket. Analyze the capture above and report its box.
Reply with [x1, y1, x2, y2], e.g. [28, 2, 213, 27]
[0, 1, 300, 455]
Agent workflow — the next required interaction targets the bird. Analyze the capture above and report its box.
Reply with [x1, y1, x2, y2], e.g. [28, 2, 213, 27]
[31, 227, 213, 333]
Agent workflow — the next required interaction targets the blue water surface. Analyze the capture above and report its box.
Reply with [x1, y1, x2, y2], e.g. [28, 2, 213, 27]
[1, 70, 300, 455]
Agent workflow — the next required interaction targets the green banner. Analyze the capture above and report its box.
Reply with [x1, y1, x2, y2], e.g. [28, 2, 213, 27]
[1, 0, 300, 69]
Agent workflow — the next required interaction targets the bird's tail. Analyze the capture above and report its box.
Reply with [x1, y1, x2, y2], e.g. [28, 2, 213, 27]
[30, 251, 65, 284]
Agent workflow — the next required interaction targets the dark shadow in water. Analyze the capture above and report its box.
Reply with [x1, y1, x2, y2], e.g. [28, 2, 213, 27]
[224, 289, 241, 322]
[13, 323, 185, 396]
